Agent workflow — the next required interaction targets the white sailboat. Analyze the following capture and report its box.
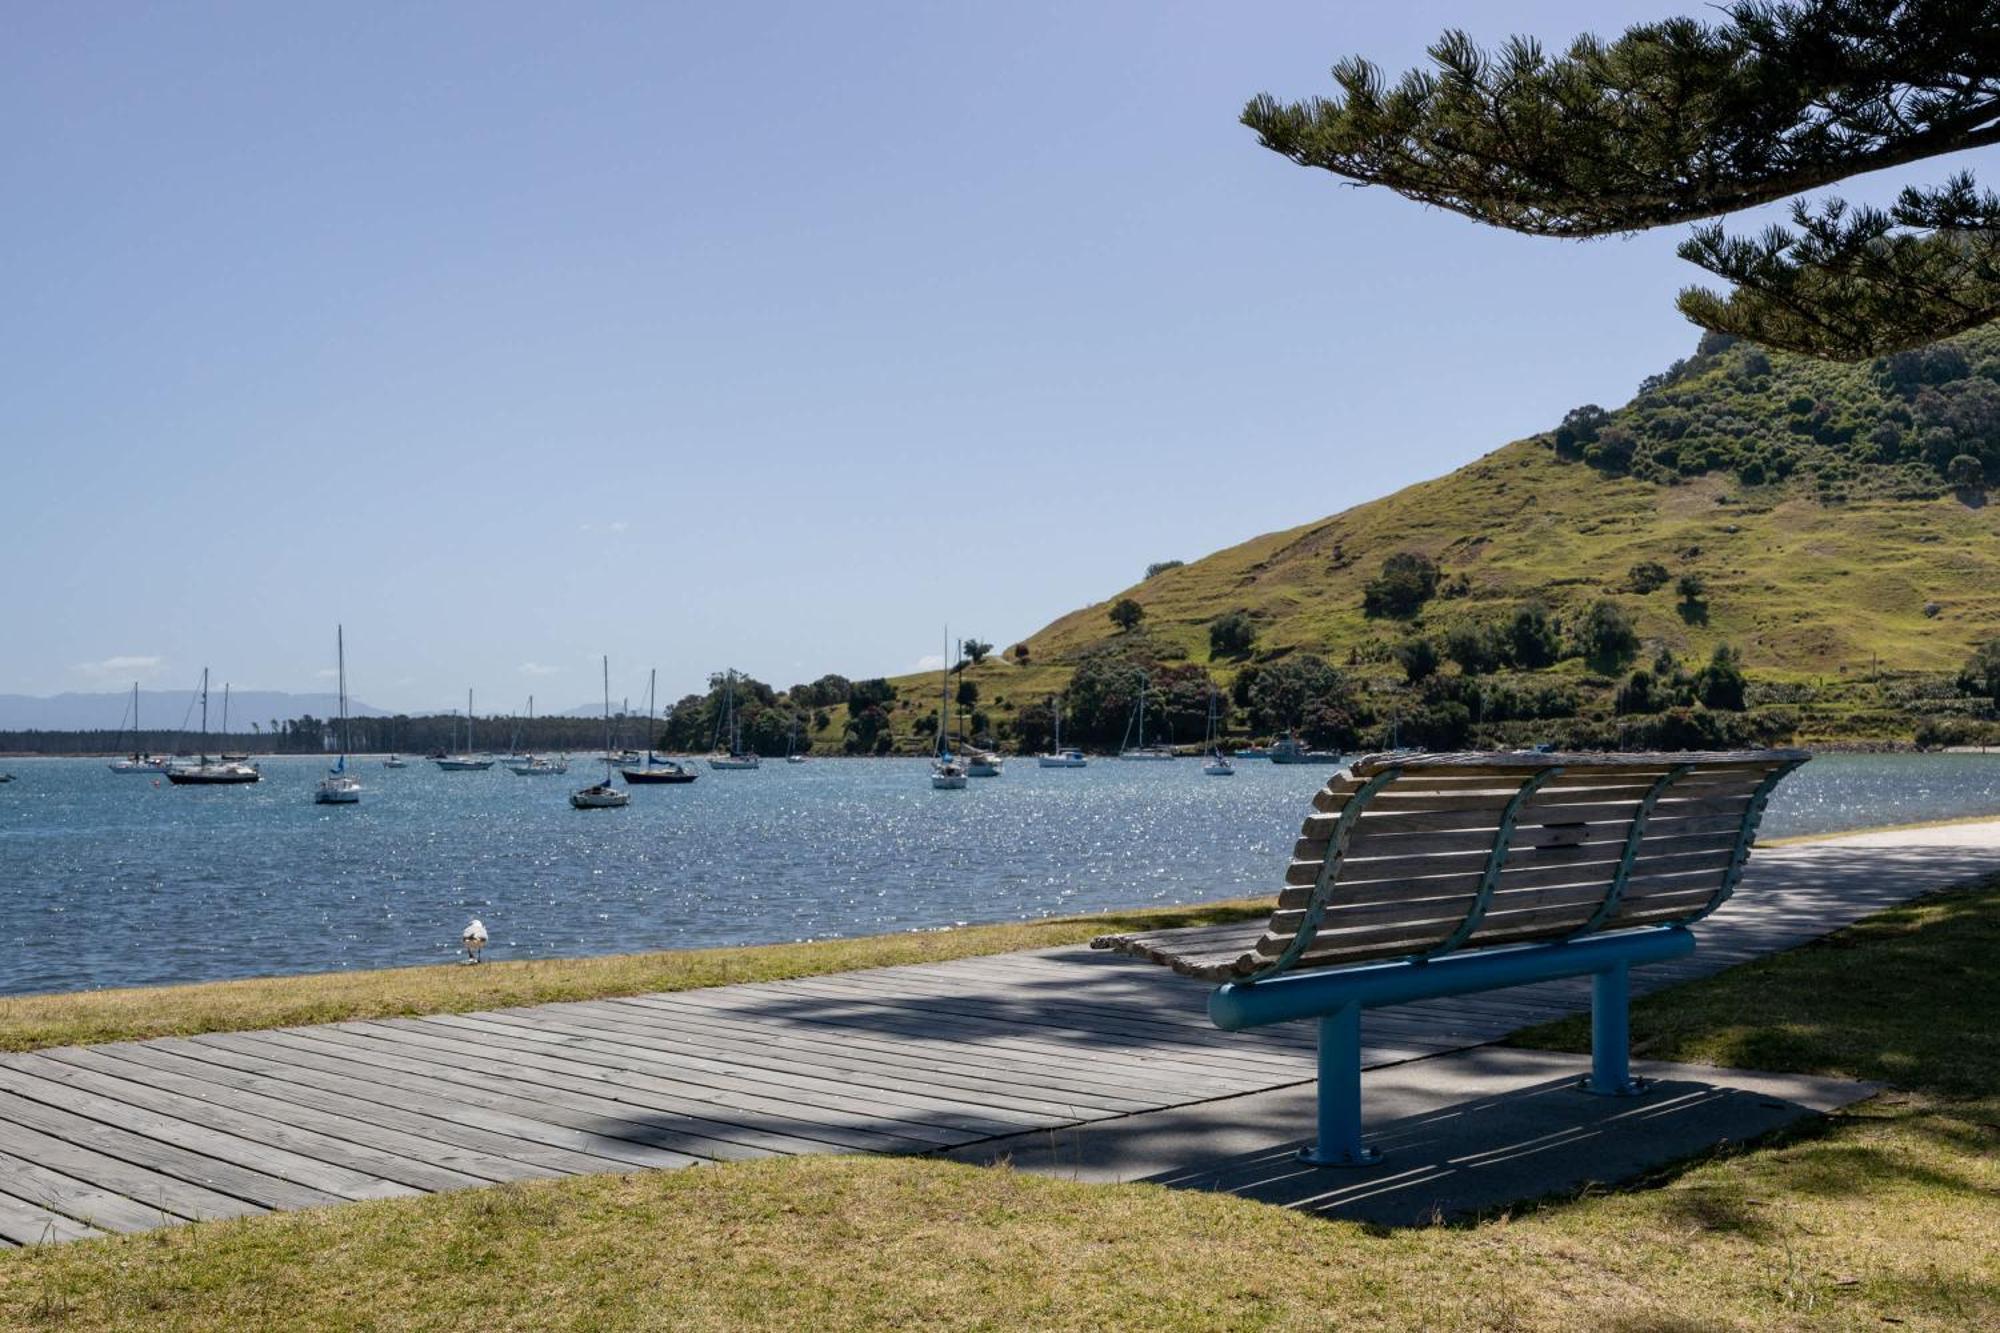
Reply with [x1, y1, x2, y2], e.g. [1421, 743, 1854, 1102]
[785, 713, 808, 764]
[313, 626, 362, 804]
[1118, 673, 1176, 760]
[931, 631, 967, 789]
[435, 689, 495, 770]
[508, 696, 569, 775]
[166, 670, 261, 784]
[622, 669, 697, 784]
[1200, 684, 1234, 776]
[108, 682, 168, 771]
[1037, 694, 1087, 767]
[707, 669, 760, 769]
[572, 657, 631, 808]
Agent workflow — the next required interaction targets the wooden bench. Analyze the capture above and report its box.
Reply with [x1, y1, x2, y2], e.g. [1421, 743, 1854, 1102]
[1093, 749, 1809, 1165]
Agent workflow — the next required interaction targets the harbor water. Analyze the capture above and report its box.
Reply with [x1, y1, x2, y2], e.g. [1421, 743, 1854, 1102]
[0, 752, 1994, 997]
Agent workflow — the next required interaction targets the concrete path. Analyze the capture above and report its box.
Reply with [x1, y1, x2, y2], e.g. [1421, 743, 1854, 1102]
[0, 823, 1993, 1246]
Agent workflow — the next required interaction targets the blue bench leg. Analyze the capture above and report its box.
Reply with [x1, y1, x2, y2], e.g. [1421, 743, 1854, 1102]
[1583, 962, 1645, 1096]
[1298, 1002, 1381, 1166]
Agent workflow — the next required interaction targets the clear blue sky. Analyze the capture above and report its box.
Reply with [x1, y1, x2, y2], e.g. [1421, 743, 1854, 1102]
[0, 1, 1934, 712]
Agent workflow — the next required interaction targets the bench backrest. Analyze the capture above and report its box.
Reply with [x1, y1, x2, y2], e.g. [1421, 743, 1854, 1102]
[1249, 750, 1807, 977]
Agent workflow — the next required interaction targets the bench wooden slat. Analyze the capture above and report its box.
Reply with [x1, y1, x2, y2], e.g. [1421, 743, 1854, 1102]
[1095, 750, 1801, 977]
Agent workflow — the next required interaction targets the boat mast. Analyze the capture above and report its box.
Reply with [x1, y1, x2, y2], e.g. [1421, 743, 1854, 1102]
[199, 668, 209, 760]
[647, 669, 657, 762]
[222, 682, 230, 747]
[938, 628, 949, 758]
[337, 625, 349, 760]
[1051, 695, 1060, 752]
[601, 657, 614, 783]
[466, 688, 474, 755]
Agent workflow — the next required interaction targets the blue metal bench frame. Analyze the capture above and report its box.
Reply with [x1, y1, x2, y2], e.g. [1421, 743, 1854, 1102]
[1112, 751, 1806, 1167]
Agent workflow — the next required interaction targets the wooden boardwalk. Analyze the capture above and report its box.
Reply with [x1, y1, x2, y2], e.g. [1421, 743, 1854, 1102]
[1, 827, 1994, 1246]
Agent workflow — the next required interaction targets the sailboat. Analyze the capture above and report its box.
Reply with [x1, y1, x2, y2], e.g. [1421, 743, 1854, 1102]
[435, 690, 495, 770]
[108, 682, 167, 771]
[217, 684, 251, 762]
[508, 696, 569, 775]
[1118, 672, 1176, 760]
[572, 657, 631, 808]
[1200, 685, 1234, 776]
[313, 626, 362, 804]
[166, 670, 261, 784]
[707, 670, 760, 769]
[622, 669, 697, 784]
[1037, 695, 1087, 767]
[785, 713, 809, 764]
[931, 631, 968, 789]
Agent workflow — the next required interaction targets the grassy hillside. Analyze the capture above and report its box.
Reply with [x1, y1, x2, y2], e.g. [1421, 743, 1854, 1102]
[826, 331, 2000, 752]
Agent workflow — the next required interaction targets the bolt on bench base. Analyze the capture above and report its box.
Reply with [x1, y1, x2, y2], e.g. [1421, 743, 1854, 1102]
[1211, 927, 1698, 1168]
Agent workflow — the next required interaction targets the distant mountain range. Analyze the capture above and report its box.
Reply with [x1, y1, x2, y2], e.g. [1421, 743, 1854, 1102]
[0, 690, 391, 732]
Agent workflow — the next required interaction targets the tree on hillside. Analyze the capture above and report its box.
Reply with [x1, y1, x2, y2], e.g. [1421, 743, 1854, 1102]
[1244, 2, 2000, 359]
[1396, 636, 1441, 684]
[1145, 560, 1184, 579]
[1627, 561, 1671, 594]
[1208, 610, 1257, 659]
[1959, 638, 2000, 702]
[960, 639, 992, 666]
[1575, 599, 1641, 673]
[1694, 643, 1750, 711]
[1505, 602, 1563, 668]
[1362, 551, 1440, 618]
[1108, 598, 1146, 632]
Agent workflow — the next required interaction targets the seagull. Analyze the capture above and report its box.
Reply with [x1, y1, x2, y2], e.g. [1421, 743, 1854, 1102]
[462, 918, 488, 964]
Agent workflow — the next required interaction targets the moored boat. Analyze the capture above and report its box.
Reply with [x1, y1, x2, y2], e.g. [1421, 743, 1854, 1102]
[436, 689, 494, 769]
[166, 669, 261, 785]
[622, 669, 698, 784]
[312, 626, 362, 805]
[573, 656, 630, 808]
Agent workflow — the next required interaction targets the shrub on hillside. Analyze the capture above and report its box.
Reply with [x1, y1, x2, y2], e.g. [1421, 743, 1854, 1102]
[1362, 552, 1440, 618]
[1959, 640, 2000, 703]
[1626, 561, 1671, 594]
[1574, 600, 1641, 673]
[1505, 602, 1563, 668]
[1694, 644, 1748, 711]
[1396, 637, 1440, 684]
[1208, 611, 1257, 659]
[1108, 598, 1145, 632]
[1443, 621, 1505, 676]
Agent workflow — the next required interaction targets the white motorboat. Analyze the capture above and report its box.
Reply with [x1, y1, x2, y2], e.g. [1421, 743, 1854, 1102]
[165, 669, 262, 785]
[509, 755, 569, 776]
[436, 688, 494, 769]
[382, 755, 409, 769]
[312, 626, 363, 805]
[966, 750, 1003, 777]
[1118, 673, 1177, 759]
[1269, 731, 1341, 765]
[931, 758, 968, 789]
[573, 657, 631, 808]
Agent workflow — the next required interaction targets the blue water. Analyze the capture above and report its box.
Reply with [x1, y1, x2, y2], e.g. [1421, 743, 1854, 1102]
[0, 752, 1994, 997]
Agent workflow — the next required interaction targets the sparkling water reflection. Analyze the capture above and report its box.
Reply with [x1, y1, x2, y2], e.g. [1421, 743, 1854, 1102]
[0, 752, 1993, 996]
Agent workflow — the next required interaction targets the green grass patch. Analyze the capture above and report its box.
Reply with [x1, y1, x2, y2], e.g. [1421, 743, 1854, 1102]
[2, 882, 1996, 1329]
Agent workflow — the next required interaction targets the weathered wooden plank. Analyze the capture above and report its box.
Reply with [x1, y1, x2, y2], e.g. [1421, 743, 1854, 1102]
[612, 989, 1290, 1095]
[0, 1062, 416, 1204]
[0, 1109, 259, 1224]
[18, 1051, 486, 1195]
[459, 1003, 1163, 1116]
[0, 1189, 105, 1246]
[51, 1045, 555, 1186]
[0, 1146, 190, 1235]
[370, 1016, 992, 1153]
[191, 1032, 704, 1169]
[126, 1039, 604, 1178]
[0, 1084, 339, 1213]
[337, 1015, 1047, 1141]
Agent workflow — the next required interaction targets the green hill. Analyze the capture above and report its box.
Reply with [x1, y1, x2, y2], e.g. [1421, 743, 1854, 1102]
[823, 331, 2000, 753]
